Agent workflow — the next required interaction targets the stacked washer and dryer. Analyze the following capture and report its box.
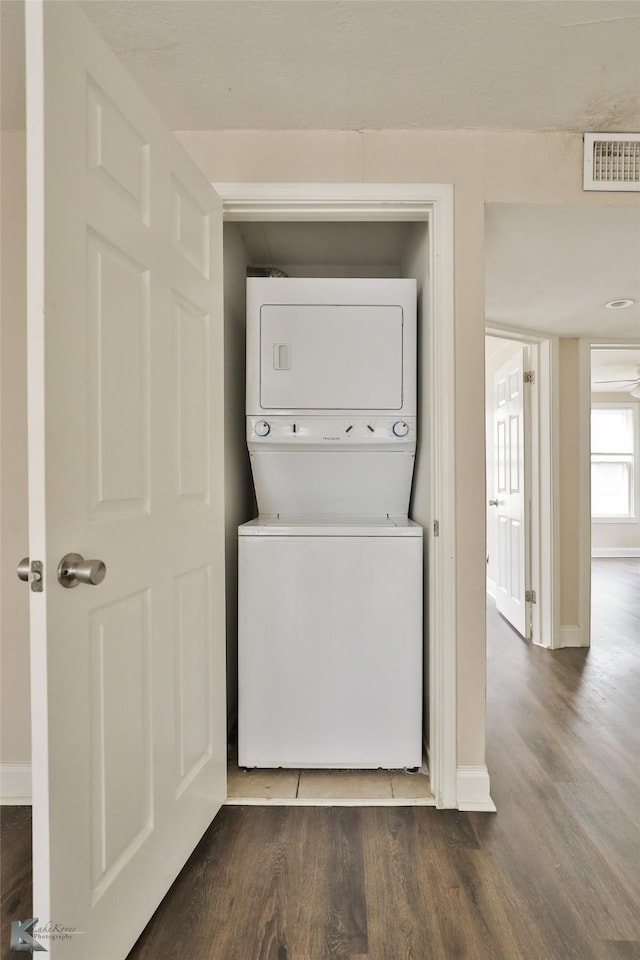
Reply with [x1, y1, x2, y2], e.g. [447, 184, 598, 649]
[238, 277, 423, 770]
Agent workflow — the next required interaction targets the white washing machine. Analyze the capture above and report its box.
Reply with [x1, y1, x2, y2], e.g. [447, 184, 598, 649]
[238, 278, 422, 769]
[239, 516, 422, 768]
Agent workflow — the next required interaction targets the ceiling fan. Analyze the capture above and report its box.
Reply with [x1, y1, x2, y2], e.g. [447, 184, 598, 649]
[593, 365, 640, 398]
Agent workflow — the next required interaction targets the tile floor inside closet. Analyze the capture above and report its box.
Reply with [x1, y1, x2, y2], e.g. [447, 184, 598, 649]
[226, 753, 434, 805]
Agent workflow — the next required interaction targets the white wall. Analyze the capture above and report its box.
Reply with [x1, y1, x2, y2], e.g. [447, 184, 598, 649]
[400, 222, 430, 742]
[223, 223, 256, 720]
[401, 222, 430, 530]
[591, 393, 640, 556]
[278, 264, 401, 278]
[558, 339, 583, 626]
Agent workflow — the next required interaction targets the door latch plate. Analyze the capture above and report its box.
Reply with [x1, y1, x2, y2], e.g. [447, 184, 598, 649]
[30, 560, 43, 592]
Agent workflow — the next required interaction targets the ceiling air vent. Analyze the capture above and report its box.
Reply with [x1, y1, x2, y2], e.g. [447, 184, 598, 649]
[583, 133, 640, 191]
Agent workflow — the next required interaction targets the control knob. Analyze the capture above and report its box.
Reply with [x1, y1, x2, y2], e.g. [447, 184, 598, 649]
[254, 420, 271, 437]
[392, 420, 410, 438]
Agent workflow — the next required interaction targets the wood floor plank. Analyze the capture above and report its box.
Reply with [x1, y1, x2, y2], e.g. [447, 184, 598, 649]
[361, 807, 444, 959]
[552, 780, 640, 920]
[281, 807, 334, 960]
[323, 808, 368, 958]
[596, 943, 640, 960]
[413, 810, 534, 960]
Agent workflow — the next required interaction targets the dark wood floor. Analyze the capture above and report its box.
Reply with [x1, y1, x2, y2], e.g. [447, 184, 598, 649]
[2, 559, 639, 960]
[0, 804, 31, 960]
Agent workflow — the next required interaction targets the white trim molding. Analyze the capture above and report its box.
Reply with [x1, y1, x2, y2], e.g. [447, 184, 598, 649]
[592, 547, 640, 558]
[0, 762, 32, 804]
[559, 625, 590, 648]
[215, 182, 458, 811]
[213, 181, 455, 221]
[577, 340, 593, 649]
[456, 766, 496, 812]
[538, 337, 561, 649]
[486, 578, 497, 600]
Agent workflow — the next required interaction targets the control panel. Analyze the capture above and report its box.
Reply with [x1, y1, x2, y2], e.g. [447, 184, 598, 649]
[247, 416, 416, 446]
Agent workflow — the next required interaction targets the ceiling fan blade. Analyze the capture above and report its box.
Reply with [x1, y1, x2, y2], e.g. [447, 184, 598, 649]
[593, 377, 640, 384]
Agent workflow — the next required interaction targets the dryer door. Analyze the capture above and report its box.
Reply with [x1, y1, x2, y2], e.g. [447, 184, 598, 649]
[260, 304, 404, 410]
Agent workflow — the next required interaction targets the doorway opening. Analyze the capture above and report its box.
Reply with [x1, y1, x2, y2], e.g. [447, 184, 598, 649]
[589, 343, 640, 651]
[225, 220, 430, 805]
[216, 184, 459, 808]
[484, 329, 559, 649]
[590, 344, 640, 559]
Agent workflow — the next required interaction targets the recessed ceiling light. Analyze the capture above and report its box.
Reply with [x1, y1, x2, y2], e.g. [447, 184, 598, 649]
[605, 298, 635, 309]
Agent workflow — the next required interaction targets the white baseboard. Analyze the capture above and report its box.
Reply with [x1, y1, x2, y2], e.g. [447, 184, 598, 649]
[456, 765, 496, 812]
[486, 578, 497, 600]
[0, 762, 32, 804]
[559, 625, 590, 648]
[592, 548, 640, 558]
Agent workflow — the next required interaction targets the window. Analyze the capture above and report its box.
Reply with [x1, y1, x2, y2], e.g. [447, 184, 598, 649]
[591, 405, 636, 519]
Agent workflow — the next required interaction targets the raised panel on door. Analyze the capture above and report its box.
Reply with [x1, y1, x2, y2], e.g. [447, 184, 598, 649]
[26, 3, 226, 957]
[260, 304, 404, 409]
[173, 293, 210, 504]
[173, 565, 214, 796]
[90, 591, 152, 904]
[86, 77, 150, 222]
[87, 232, 150, 518]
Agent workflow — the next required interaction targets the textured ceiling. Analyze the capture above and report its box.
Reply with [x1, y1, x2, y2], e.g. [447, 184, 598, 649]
[591, 348, 640, 393]
[4, 0, 640, 130]
[485, 203, 640, 339]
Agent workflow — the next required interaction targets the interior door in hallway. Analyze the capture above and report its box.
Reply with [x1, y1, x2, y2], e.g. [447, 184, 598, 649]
[25, 2, 226, 957]
[492, 346, 531, 637]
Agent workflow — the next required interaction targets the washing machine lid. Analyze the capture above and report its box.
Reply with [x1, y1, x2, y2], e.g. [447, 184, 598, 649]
[238, 516, 423, 537]
[260, 304, 404, 410]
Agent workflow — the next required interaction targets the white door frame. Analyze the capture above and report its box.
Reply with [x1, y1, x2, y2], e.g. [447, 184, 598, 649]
[574, 337, 640, 647]
[214, 182, 458, 809]
[485, 323, 561, 649]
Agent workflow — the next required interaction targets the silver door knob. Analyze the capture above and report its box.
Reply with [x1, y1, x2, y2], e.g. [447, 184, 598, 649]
[17, 557, 31, 582]
[488, 499, 500, 507]
[57, 553, 106, 588]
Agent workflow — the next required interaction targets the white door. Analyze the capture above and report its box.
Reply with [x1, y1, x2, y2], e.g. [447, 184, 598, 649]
[492, 347, 530, 637]
[25, 3, 226, 957]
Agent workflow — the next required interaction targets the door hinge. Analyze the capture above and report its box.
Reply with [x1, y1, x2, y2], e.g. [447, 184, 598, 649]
[433, 519, 440, 537]
[524, 371, 535, 384]
[525, 589, 536, 604]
